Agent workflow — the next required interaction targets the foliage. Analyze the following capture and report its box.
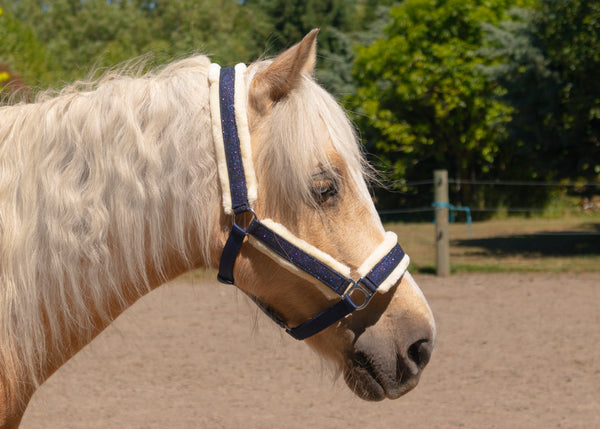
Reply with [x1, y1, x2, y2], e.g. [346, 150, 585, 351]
[2, 0, 394, 94]
[483, 0, 600, 185]
[0, 4, 54, 89]
[142, 0, 270, 66]
[244, 0, 398, 96]
[3, 0, 270, 84]
[349, 0, 532, 209]
[245, 0, 349, 96]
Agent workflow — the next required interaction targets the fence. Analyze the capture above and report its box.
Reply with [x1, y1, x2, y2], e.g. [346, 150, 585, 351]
[378, 169, 600, 276]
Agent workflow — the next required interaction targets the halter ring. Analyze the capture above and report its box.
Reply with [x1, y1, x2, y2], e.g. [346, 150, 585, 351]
[232, 208, 257, 231]
[344, 280, 374, 310]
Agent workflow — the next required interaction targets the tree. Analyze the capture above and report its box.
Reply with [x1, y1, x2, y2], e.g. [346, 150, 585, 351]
[146, 0, 270, 66]
[244, 0, 397, 97]
[5, 0, 270, 86]
[484, 0, 600, 183]
[243, 0, 353, 95]
[0, 4, 54, 89]
[349, 0, 530, 208]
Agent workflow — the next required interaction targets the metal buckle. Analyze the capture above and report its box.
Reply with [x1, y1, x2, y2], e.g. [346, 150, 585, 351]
[232, 208, 257, 231]
[344, 280, 374, 310]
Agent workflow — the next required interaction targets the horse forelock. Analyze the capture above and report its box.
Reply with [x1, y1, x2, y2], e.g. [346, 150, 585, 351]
[247, 63, 376, 218]
[0, 55, 222, 400]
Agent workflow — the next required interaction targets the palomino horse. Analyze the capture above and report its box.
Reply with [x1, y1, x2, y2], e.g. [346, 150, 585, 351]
[0, 30, 435, 427]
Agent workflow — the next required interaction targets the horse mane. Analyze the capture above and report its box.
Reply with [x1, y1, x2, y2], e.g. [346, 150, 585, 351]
[0, 55, 220, 396]
[0, 53, 374, 401]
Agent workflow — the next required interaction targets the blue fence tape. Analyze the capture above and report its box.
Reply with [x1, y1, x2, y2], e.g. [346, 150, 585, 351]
[432, 202, 472, 236]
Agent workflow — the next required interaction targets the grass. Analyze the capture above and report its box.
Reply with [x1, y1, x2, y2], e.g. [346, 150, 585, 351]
[385, 215, 600, 273]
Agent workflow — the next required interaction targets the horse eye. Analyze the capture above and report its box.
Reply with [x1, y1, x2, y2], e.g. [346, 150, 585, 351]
[312, 179, 338, 204]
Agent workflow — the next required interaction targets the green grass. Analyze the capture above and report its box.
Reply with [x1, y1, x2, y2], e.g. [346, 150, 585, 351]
[385, 215, 600, 273]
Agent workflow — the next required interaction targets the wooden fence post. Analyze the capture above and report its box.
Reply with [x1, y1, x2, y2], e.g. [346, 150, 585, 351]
[434, 170, 450, 276]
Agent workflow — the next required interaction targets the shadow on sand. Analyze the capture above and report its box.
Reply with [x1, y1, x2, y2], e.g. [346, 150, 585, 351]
[453, 223, 600, 257]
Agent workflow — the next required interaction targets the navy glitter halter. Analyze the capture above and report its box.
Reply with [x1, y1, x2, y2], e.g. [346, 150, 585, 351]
[209, 64, 409, 340]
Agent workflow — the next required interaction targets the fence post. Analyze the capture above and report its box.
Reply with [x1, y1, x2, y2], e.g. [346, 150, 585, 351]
[434, 170, 450, 276]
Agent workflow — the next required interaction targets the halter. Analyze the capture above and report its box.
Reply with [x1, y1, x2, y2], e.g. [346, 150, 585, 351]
[208, 63, 410, 340]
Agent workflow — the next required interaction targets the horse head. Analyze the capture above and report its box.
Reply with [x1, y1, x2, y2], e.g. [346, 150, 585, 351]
[216, 30, 436, 401]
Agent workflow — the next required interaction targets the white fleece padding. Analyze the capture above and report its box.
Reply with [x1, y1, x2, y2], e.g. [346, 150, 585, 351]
[208, 63, 257, 215]
[248, 222, 410, 295]
[208, 63, 233, 214]
[377, 253, 410, 293]
[356, 231, 398, 276]
[234, 63, 258, 206]
[247, 236, 342, 300]
[248, 218, 351, 278]
[356, 231, 410, 293]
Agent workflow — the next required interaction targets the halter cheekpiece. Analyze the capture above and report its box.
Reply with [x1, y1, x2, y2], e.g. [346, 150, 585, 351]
[208, 63, 410, 340]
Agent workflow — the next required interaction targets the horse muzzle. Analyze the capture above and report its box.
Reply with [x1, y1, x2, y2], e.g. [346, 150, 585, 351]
[343, 303, 435, 401]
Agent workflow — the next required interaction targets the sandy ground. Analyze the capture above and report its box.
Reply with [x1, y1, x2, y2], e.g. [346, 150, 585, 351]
[21, 273, 599, 428]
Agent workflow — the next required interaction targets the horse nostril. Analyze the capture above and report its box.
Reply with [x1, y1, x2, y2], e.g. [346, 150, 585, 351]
[407, 339, 433, 370]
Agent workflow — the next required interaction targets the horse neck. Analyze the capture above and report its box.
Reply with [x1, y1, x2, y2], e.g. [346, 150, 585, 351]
[0, 57, 224, 411]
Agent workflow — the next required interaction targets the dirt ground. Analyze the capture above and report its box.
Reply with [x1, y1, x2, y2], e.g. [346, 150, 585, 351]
[21, 273, 599, 428]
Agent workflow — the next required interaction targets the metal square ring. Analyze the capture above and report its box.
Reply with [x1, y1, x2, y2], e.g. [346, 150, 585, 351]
[344, 280, 374, 310]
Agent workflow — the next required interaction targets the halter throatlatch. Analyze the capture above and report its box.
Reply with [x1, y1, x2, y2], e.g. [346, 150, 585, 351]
[208, 63, 410, 340]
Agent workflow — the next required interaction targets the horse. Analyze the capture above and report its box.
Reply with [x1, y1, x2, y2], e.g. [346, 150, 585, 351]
[0, 30, 435, 428]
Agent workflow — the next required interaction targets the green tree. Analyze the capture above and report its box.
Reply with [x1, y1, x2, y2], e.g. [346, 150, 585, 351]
[244, 0, 397, 96]
[7, 0, 155, 81]
[146, 0, 270, 66]
[244, 0, 353, 95]
[5, 0, 270, 85]
[349, 0, 531, 209]
[0, 4, 54, 88]
[484, 0, 600, 183]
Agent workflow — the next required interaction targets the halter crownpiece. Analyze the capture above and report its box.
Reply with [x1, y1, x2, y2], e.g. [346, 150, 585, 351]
[208, 63, 410, 340]
[208, 63, 257, 215]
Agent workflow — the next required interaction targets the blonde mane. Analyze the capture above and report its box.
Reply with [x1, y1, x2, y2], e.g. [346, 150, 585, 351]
[0, 56, 221, 396]
[0, 54, 373, 401]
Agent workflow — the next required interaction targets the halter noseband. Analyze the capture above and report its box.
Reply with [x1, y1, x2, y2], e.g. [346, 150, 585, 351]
[208, 63, 410, 340]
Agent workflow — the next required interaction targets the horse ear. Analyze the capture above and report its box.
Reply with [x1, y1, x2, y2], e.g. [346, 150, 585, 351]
[250, 29, 319, 113]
